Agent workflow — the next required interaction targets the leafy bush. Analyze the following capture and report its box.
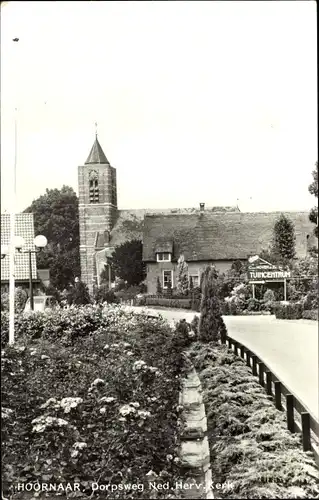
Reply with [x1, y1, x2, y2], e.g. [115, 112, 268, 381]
[2, 308, 188, 499]
[145, 297, 191, 309]
[67, 280, 91, 305]
[273, 302, 303, 320]
[246, 298, 261, 312]
[190, 315, 199, 335]
[302, 309, 318, 321]
[188, 342, 319, 499]
[263, 289, 276, 302]
[1, 288, 28, 313]
[94, 285, 119, 304]
[303, 289, 318, 310]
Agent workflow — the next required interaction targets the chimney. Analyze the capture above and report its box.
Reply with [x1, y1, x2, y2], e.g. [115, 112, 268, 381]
[199, 203, 205, 213]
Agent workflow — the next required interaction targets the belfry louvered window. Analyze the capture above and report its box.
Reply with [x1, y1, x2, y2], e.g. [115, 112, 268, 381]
[89, 179, 99, 203]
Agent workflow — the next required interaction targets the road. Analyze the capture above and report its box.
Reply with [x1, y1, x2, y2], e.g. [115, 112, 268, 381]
[136, 308, 318, 419]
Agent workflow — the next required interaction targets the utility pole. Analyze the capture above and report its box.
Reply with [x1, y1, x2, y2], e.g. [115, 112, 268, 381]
[9, 37, 19, 345]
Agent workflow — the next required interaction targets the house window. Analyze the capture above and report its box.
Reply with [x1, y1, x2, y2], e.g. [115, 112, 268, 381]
[89, 179, 99, 203]
[163, 270, 173, 289]
[157, 252, 171, 262]
[189, 274, 199, 288]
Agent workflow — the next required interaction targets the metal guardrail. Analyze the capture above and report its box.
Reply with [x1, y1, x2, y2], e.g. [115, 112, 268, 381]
[220, 331, 319, 465]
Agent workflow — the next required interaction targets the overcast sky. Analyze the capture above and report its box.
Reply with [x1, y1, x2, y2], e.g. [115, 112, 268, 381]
[1, 1, 317, 214]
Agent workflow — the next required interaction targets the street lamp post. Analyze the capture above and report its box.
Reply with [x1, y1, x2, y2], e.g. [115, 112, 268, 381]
[1, 235, 48, 316]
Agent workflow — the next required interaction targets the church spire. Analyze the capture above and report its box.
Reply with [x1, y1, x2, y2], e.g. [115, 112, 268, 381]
[85, 131, 110, 165]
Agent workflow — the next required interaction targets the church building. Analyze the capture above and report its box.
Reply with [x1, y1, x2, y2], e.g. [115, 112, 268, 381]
[78, 136, 317, 294]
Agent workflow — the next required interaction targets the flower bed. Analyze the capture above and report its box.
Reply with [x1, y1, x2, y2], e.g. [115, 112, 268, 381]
[1, 306, 189, 498]
[187, 342, 319, 499]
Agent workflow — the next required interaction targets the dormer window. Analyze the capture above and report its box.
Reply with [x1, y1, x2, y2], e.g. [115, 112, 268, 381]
[157, 252, 171, 262]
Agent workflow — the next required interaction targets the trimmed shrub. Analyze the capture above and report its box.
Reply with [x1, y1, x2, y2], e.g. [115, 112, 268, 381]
[188, 342, 319, 499]
[273, 302, 303, 320]
[302, 309, 318, 321]
[145, 297, 191, 309]
[199, 266, 222, 343]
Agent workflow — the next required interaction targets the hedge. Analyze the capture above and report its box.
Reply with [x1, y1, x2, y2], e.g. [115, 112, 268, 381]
[302, 309, 318, 321]
[1, 306, 189, 498]
[145, 297, 192, 309]
[273, 303, 303, 320]
[187, 342, 319, 499]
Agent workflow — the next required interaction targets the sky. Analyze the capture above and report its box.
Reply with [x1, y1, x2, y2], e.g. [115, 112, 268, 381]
[1, 0, 317, 214]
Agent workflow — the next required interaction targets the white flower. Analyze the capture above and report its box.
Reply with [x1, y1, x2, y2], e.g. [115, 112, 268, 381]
[130, 402, 140, 408]
[41, 355, 50, 360]
[126, 351, 134, 356]
[31, 416, 69, 433]
[133, 360, 147, 371]
[60, 397, 83, 413]
[91, 378, 105, 387]
[73, 442, 87, 450]
[103, 344, 110, 350]
[118, 417, 126, 422]
[166, 454, 173, 461]
[100, 407, 106, 414]
[148, 366, 158, 373]
[119, 404, 136, 416]
[122, 342, 131, 348]
[40, 398, 59, 409]
[71, 449, 79, 458]
[137, 410, 151, 419]
[2, 408, 13, 419]
[100, 396, 116, 403]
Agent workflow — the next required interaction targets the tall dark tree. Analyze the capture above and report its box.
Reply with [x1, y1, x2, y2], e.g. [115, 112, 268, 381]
[24, 186, 80, 290]
[109, 239, 146, 286]
[198, 265, 223, 343]
[308, 162, 318, 238]
[271, 214, 296, 265]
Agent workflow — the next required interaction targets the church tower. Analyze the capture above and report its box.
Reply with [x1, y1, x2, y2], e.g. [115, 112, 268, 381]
[78, 134, 117, 290]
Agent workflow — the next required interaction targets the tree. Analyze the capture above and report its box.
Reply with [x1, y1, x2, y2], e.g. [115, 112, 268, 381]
[109, 239, 146, 286]
[24, 186, 80, 290]
[271, 214, 296, 265]
[67, 280, 91, 305]
[308, 162, 318, 238]
[176, 254, 189, 296]
[198, 265, 223, 343]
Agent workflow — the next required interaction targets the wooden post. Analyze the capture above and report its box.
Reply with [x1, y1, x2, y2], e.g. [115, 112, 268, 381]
[266, 371, 272, 395]
[284, 278, 287, 302]
[301, 412, 311, 451]
[274, 381, 282, 410]
[286, 394, 295, 433]
[240, 345, 245, 359]
[233, 341, 238, 356]
[252, 355, 257, 376]
[252, 283, 255, 299]
[258, 362, 265, 386]
[246, 350, 251, 367]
